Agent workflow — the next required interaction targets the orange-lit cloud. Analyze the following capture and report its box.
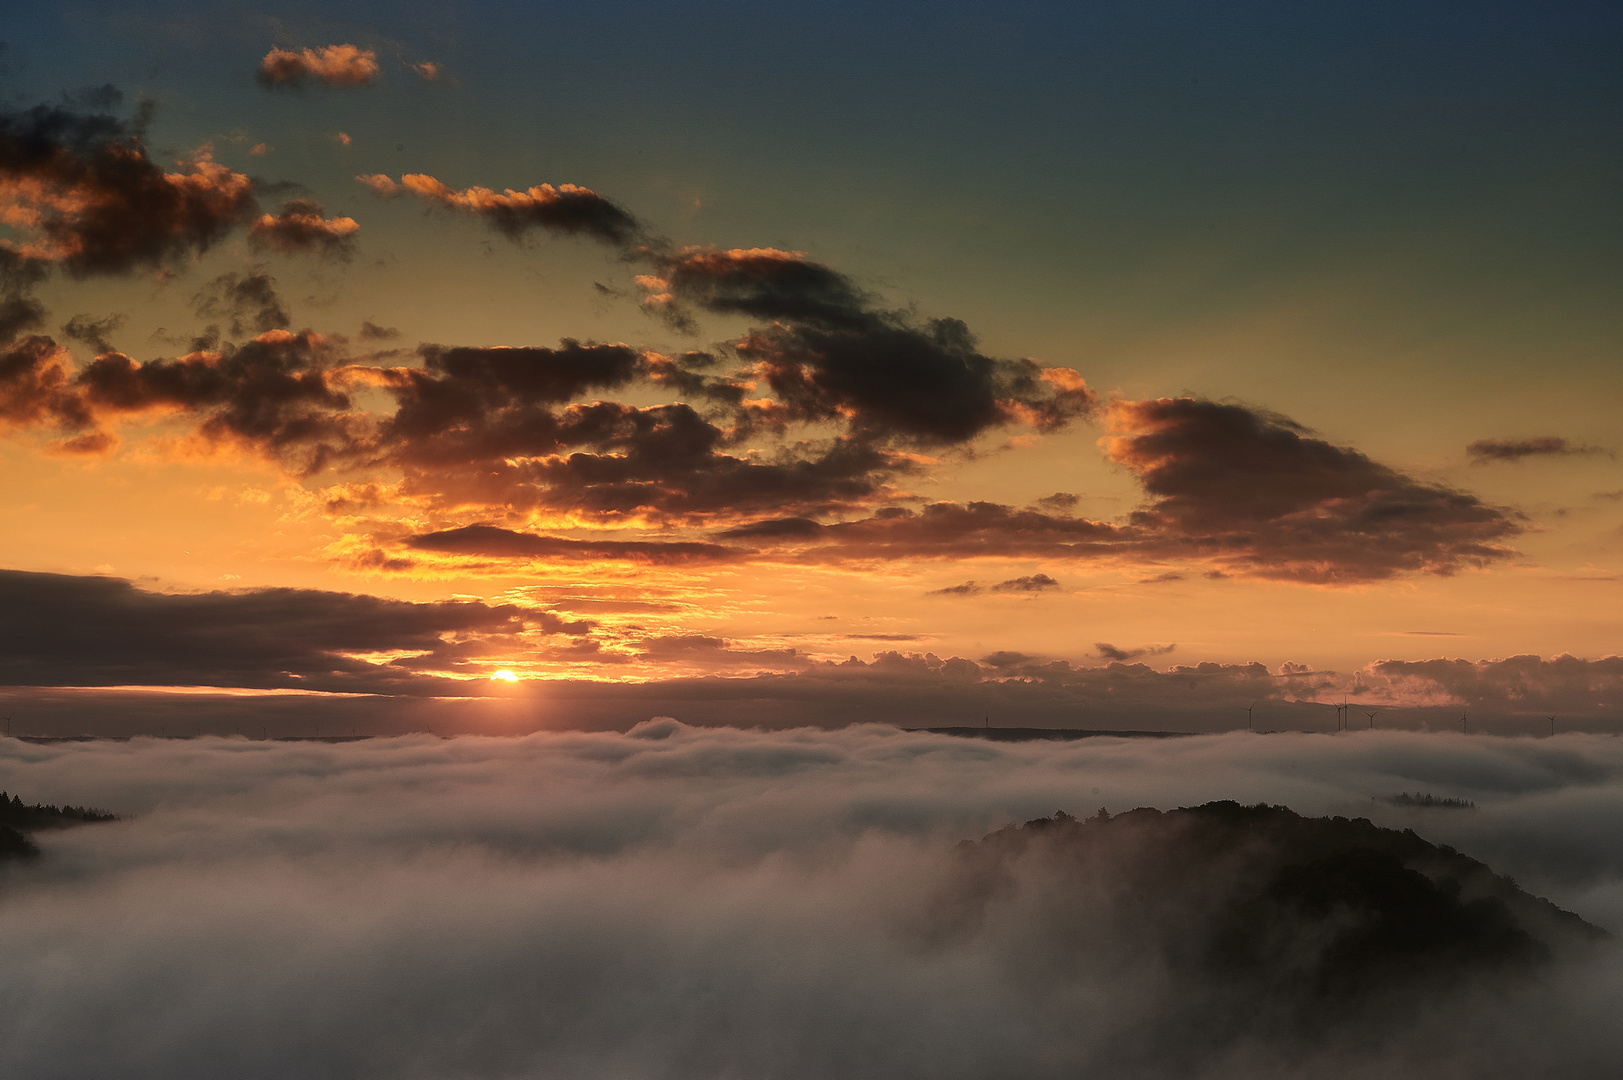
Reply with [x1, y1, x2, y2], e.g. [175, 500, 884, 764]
[389, 174, 641, 246]
[256, 45, 380, 89]
[0, 105, 256, 276]
[249, 198, 360, 259]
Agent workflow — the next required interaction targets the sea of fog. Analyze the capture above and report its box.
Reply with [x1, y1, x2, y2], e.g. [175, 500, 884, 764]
[3, 722, 1623, 1079]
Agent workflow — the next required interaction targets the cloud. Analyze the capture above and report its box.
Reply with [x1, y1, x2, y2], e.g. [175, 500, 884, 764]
[991, 573, 1059, 592]
[58, 313, 122, 355]
[389, 174, 641, 247]
[381, 403, 908, 522]
[1361, 654, 1623, 716]
[248, 198, 359, 259]
[0, 568, 588, 694]
[256, 45, 380, 89]
[634, 633, 801, 669]
[1096, 642, 1177, 662]
[1102, 398, 1523, 582]
[406, 524, 743, 565]
[742, 501, 1129, 561]
[354, 173, 400, 198]
[190, 271, 290, 339]
[0, 295, 46, 344]
[650, 247, 1096, 444]
[1467, 436, 1613, 464]
[2, 729, 1623, 1078]
[358, 320, 398, 340]
[72, 329, 356, 470]
[929, 580, 982, 596]
[0, 335, 89, 430]
[410, 60, 445, 82]
[0, 102, 257, 276]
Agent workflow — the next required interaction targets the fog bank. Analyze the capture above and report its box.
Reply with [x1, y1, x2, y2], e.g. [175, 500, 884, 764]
[2, 725, 1622, 1078]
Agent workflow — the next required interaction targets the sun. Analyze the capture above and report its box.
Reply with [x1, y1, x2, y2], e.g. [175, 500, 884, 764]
[490, 669, 520, 683]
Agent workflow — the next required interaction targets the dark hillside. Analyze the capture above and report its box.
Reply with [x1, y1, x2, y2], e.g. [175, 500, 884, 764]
[0, 791, 118, 864]
[928, 801, 1605, 1059]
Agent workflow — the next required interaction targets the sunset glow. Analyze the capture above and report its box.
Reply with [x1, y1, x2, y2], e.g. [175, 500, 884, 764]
[3, 6, 1622, 1078]
[0, 4, 1614, 741]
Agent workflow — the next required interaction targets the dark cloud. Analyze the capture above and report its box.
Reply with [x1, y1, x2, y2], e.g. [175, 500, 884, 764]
[716, 399, 1524, 582]
[991, 574, 1059, 592]
[0, 294, 47, 344]
[358, 320, 398, 340]
[190, 271, 290, 338]
[384, 340, 643, 424]
[1096, 642, 1177, 662]
[634, 634, 801, 669]
[928, 581, 982, 596]
[389, 409, 907, 522]
[644, 248, 1095, 444]
[0, 568, 582, 694]
[74, 329, 355, 471]
[389, 174, 641, 247]
[256, 45, 379, 89]
[653, 246, 876, 328]
[59, 313, 122, 355]
[0, 102, 257, 276]
[1103, 398, 1523, 583]
[1467, 436, 1613, 464]
[1363, 654, 1623, 718]
[717, 516, 826, 540]
[751, 501, 1128, 562]
[364, 344, 906, 520]
[248, 198, 359, 259]
[407, 524, 743, 565]
[1036, 491, 1080, 511]
[0, 335, 90, 430]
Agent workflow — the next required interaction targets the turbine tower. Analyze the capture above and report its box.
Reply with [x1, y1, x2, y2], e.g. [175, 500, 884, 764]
[1366, 709, 1379, 730]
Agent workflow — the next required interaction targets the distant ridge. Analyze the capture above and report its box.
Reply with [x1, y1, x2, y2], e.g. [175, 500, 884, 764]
[908, 726, 1190, 741]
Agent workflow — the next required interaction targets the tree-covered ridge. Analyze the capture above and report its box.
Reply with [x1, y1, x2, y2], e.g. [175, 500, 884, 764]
[0, 791, 118, 862]
[933, 801, 1604, 1049]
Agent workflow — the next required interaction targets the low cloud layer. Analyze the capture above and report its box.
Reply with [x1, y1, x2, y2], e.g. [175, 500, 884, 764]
[2, 568, 1619, 735]
[0, 568, 588, 693]
[2, 728, 1623, 1078]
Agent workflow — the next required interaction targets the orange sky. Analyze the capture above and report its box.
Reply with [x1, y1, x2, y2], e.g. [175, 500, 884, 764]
[0, 8, 1619, 733]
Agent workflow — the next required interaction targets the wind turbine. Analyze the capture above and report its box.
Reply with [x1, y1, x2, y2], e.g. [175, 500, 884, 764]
[1366, 709, 1379, 730]
[1548, 715, 1557, 737]
[1246, 701, 1257, 732]
[1460, 711, 1469, 735]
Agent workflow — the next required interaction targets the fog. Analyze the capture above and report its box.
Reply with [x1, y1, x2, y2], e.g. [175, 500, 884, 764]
[3, 723, 1622, 1078]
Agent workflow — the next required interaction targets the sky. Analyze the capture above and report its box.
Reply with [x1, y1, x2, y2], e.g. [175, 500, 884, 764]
[1, 1, 1620, 734]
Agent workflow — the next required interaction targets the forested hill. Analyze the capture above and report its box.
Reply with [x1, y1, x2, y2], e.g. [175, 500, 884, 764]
[932, 801, 1605, 1044]
[0, 792, 118, 862]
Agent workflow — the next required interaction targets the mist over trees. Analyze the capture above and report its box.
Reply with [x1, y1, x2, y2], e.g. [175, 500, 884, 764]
[0, 791, 117, 862]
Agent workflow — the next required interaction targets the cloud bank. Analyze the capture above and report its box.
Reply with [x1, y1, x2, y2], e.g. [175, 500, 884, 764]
[2, 727, 1623, 1078]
